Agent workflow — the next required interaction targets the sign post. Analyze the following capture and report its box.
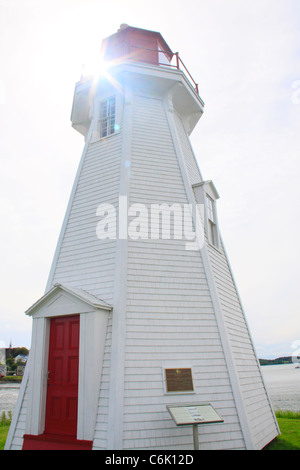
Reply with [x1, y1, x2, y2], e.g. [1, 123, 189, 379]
[193, 424, 199, 450]
[166, 403, 224, 450]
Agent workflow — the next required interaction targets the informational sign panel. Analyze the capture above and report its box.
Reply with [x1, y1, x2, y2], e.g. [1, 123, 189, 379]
[167, 403, 224, 426]
[165, 368, 194, 392]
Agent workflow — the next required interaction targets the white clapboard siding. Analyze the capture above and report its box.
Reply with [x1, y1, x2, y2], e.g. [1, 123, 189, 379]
[120, 94, 244, 450]
[168, 100, 278, 449]
[206, 240, 278, 448]
[42, 105, 123, 451]
[172, 110, 202, 186]
[49, 129, 122, 304]
[8, 55, 279, 450]
[93, 312, 112, 449]
[191, 175, 278, 449]
[5, 372, 29, 450]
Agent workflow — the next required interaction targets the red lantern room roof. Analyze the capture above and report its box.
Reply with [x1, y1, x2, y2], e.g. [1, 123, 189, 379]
[101, 24, 174, 67]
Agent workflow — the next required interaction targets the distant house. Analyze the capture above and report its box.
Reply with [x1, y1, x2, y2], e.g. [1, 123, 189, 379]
[16, 365, 26, 376]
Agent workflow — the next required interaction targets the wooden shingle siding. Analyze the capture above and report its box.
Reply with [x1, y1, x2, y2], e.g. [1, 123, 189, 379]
[121, 94, 244, 450]
[206, 238, 278, 447]
[50, 124, 122, 304]
[93, 312, 112, 450]
[191, 179, 278, 448]
[6, 49, 279, 450]
[45, 104, 124, 450]
[172, 111, 202, 186]
[8, 376, 29, 449]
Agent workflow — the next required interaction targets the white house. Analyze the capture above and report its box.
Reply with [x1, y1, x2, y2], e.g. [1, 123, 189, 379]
[5, 25, 279, 450]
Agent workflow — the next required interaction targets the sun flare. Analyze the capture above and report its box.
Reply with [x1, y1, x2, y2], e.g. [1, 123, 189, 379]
[81, 59, 110, 80]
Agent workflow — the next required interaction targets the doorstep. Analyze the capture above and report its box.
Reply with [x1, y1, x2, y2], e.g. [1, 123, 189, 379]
[22, 433, 93, 450]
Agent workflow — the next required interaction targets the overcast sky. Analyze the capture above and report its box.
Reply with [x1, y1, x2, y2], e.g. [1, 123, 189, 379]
[0, 0, 299, 359]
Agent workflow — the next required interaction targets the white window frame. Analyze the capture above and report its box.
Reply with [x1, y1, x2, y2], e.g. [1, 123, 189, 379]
[90, 93, 121, 143]
[205, 192, 220, 248]
[99, 95, 116, 138]
[206, 194, 219, 247]
[192, 181, 220, 250]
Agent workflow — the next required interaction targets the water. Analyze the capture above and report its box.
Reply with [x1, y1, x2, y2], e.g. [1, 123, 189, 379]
[0, 383, 21, 416]
[0, 364, 299, 418]
[261, 363, 300, 412]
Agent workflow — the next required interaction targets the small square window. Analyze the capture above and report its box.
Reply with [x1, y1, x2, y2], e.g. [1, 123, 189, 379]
[100, 96, 116, 138]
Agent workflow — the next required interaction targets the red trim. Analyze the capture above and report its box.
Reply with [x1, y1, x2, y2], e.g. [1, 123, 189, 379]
[22, 433, 93, 450]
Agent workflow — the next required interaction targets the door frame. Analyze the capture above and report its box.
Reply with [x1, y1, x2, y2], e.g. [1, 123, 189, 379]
[25, 286, 111, 441]
[45, 314, 80, 437]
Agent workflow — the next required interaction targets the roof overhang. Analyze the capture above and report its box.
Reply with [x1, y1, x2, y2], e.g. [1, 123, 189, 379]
[26, 283, 112, 318]
[71, 61, 204, 137]
[192, 180, 220, 200]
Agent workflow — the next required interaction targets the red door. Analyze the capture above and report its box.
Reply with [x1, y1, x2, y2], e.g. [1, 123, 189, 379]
[45, 315, 80, 437]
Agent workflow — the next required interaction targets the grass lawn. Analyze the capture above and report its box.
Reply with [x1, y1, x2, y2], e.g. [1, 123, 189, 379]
[0, 425, 10, 450]
[264, 411, 300, 450]
[1, 410, 299, 450]
[0, 376, 22, 383]
[0, 412, 12, 451]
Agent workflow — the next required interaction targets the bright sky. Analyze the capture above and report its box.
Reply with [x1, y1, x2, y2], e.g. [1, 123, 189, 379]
[0, 0, 299, 358]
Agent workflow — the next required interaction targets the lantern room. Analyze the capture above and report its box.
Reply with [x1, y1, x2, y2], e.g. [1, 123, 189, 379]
[71, 25, 203, 138]
[101, 24, 174, 67]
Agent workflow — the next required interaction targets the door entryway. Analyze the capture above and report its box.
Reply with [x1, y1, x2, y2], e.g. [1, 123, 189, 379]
[45, 315, 80, 437]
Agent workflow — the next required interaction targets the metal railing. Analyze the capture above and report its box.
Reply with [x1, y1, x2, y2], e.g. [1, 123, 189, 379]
[124, 43, 199, 95]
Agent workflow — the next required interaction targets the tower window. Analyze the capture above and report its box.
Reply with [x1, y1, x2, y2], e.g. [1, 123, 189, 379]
[206, 194, 218, 247]
[206, 195, 214, 222]
[100, 96, 116, 138]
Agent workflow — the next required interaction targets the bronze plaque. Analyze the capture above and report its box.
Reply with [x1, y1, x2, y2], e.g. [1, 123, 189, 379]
[165, 368, 194, 393]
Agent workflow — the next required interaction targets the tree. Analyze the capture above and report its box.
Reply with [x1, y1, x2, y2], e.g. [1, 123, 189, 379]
[6, 357, 16, 372]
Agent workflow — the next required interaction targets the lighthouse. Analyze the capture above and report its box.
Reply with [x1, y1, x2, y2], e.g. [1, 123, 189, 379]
[6, 25, 279, 450]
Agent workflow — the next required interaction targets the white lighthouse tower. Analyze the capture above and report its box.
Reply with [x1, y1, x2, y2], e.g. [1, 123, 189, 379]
[6, 25, 279, 450]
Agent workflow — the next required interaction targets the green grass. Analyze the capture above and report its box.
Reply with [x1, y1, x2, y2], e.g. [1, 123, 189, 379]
[0, 409, 299, 450]
[0, 376, 22, 383]
[264, 410, 300, 450]
[0, 412, 12, 451]
[275, 409, 300, 420]
[0, 425, 10, 450]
